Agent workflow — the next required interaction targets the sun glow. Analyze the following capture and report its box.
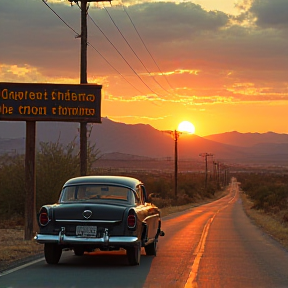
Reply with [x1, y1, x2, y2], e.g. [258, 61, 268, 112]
[177, 121, 196, 134]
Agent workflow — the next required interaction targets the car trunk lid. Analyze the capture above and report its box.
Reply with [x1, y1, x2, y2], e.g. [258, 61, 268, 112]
[52, 203, 127, 221]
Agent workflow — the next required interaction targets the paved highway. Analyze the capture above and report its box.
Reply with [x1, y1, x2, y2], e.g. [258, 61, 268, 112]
[1, 178, 288, 288]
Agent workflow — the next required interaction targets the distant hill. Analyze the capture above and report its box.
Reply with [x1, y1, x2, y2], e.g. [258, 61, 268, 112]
[204, 131, 288, 147]
[0, 118, 287, 165]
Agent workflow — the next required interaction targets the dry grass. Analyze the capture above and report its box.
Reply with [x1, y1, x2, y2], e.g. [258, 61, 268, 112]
[0, 227, 43, 272]
[241, 192, 288, 250]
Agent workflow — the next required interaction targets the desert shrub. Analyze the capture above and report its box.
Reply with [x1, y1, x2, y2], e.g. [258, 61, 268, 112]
[0, 145, 225, 220]
[250, 186, 273, 210]
[0, 154, 25, 218]
[175, 192, 194, 206]
[142, 175, 173, 199]
[235, 172, 288, 214]
[125, 171, 219, 206]
[36, 141, 80, 207]
[178, 175, 199, 198]
[177, 173, 218, 199]
[0, 140, 100, 218]
[150, 197, 173, 209]
[36, 140, 100, 208]
[283, 210, 288, 223]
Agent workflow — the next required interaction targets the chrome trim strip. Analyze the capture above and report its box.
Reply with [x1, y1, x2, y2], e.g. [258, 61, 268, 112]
[59, 227, 65, 243]
[55, 219, 121, 223]
[83, 210, 92, 219]
[34, 233, 138, 245]
[144, 214, 160, 221]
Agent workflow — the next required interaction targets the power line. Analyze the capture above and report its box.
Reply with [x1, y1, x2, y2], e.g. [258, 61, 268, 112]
[103, 4, 171, 95]
[41, 0, 80, 37]
[87, 42, 146, 95]
[82, 4, 161, 97]
[41, 1, 162, 103]
[41, 0, 146, 95]
[121, 4, 174, 91]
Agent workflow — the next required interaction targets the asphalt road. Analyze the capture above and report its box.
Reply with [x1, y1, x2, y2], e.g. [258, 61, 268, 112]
[1, 178, 288, 288]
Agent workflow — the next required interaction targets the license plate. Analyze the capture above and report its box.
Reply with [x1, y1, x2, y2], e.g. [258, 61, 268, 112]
[76, 226, 97, 237]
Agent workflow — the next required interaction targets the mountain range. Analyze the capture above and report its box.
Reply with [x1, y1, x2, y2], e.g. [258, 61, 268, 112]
[0, 118, 287, 165]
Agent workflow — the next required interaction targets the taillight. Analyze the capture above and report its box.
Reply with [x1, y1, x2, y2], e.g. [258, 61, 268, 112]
[127, 210, 136, 229]
[39, 208, 50, 226]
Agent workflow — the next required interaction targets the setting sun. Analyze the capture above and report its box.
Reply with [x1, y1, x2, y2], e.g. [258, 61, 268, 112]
[177, 121, 196, 134]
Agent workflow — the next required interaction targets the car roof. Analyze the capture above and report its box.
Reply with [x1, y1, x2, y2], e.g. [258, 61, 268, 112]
[63, 176, 143, 190]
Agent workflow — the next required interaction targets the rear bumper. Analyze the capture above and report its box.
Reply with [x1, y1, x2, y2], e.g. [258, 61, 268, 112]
[34, 228, 138, 246]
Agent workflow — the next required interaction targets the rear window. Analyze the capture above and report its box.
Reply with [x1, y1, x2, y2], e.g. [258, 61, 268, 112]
[59, 184, 131, 203]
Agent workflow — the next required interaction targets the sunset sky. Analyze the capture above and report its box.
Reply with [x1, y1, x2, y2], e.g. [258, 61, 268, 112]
[1, 0, 287, 136]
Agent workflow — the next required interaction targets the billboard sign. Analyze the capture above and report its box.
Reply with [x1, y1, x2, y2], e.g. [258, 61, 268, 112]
[0, 82, 102, 122]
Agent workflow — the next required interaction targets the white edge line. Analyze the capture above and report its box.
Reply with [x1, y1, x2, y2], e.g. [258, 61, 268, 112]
[0, 257, 45, 277]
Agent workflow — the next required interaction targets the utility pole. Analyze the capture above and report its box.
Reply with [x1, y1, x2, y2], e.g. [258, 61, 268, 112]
[80, 0, 88, 176]
[199, 153, 214, 189]
[164, 130, 181, 199]
[75, 0, 110, 175]
[218, 162, 221, 187]
[24, 121, 36, 240]
[213, 161, 220, 189]
[173, 130, 180, 199]
[218, 162, 228, 188]
[221, 164, 229, 187]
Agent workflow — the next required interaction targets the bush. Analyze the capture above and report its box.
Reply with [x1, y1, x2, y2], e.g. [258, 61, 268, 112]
[0, 154, 25, 218]
[235, 172, 288, 214]
[0, 146, 223, 220]
[0, 140, 100, 218]
[36, 141, 80, 207]
[36, 140, 100, 208]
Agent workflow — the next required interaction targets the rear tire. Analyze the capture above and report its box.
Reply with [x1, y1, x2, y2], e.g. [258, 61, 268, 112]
[127, 243, 141, 266]
[145, 239, 157, 256]
[44, 243, 62, 264]
[74, 246, 85, 256]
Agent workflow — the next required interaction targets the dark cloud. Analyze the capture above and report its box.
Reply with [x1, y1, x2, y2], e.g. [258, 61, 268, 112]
[124, 2, 229, 40]
[250, 0, 288, 28]
[0, 0, 80, 76]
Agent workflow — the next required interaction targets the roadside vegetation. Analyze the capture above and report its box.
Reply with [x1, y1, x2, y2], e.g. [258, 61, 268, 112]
[236, 172, 288, 248]
[236, 173, 288, 223]
[0, 140, 99, 221]
[0, 140, 218, 222]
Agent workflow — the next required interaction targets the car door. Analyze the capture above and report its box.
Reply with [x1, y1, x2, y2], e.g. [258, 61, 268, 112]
[139, 185, 160, 241]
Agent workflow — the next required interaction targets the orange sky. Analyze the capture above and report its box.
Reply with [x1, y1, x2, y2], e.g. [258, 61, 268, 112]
[1, 0, 287, 136]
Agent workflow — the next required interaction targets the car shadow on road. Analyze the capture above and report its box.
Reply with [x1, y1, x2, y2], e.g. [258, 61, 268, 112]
[61, 249, 138, 267]
[37, 249, 155, 288]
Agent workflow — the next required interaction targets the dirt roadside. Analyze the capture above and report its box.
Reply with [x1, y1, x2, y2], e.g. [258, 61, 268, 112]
[0, 228, 43, 273]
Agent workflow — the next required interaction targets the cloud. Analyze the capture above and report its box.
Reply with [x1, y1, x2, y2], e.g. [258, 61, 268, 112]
[249, 0, 288, 28]
[0, 1, 230, 74]
[1, 0, 288, 107]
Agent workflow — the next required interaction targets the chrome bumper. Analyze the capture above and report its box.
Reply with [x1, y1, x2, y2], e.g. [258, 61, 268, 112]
[34, 228, 138, 246]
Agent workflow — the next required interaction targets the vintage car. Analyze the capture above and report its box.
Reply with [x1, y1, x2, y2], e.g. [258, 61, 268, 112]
[34, 175, 164, 266]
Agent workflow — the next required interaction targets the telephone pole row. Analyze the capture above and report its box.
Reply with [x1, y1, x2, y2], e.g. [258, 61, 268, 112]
[199, 152, 214, 189]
